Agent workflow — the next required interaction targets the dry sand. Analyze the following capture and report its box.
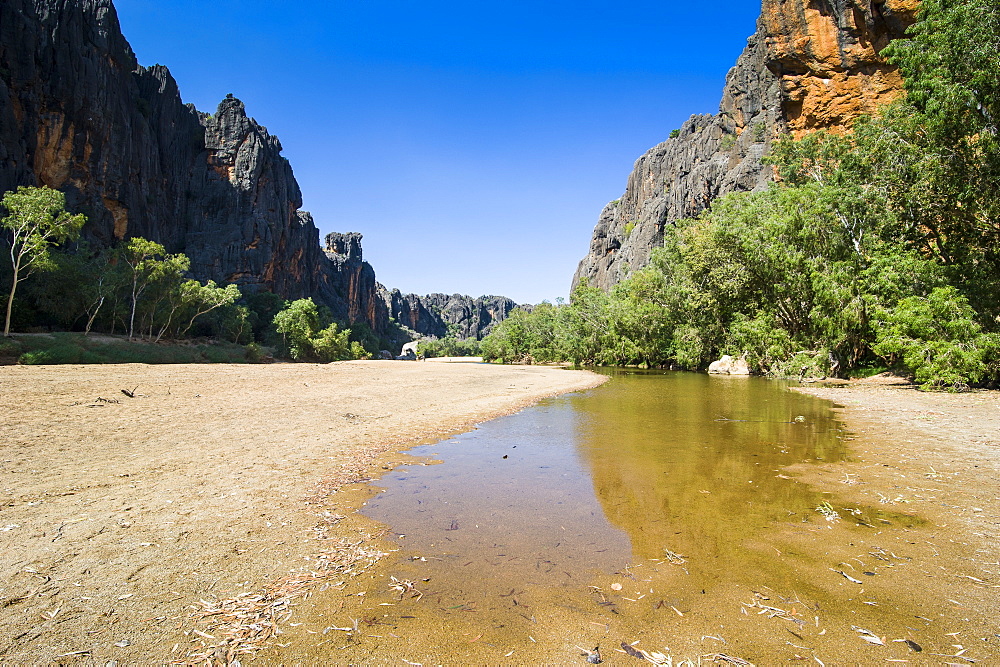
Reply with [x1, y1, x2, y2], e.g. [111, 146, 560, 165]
[0, 359, 605, 663]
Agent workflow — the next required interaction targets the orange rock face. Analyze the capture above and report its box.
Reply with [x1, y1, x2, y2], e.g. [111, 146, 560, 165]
[761, 0, 918, 135]
[573, 0, 920, 292]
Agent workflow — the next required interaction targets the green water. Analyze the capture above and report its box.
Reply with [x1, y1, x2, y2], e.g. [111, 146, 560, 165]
[576, 370, 847, 564]
[361, 370, 892, 590]
[286, 370, 949, 664]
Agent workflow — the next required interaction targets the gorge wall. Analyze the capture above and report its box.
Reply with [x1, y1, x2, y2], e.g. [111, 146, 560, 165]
[0, 0, 522, 340]
[572, 0, 918, 293]
[381, 290, 521, 340]
[0, 0, 386, 329]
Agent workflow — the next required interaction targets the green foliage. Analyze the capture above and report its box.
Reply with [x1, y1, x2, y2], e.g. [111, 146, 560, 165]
[272, 298, 363, 362]
[419, 336, 482, 358]
[872, 287, 999, 389]
[1, 186, 86, 335]
[669, 129, 680, 139]
[623, 221, 636, 238]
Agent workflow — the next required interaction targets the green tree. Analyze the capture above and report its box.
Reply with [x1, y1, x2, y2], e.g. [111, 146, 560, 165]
[1, 186, 85, 336]
[138, 254, 191, 341]
[873, 287, 999, 390]
[116, 238, 184, 340]
[607, 268, 673, 367]
[557, 284, 610, 365]
[26, 243, 119, 334]
[272, 298, 360, 362]
[174, 281, 241, 339]
[311, 322, 357, 362]
[273, 298, 322, 360]
[481, 308, 538, 363]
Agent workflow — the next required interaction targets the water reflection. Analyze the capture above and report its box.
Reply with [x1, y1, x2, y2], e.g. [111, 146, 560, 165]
[292, 371, 941, 664]
[575, 369, 846, 565]
[363, 370, 867, 591]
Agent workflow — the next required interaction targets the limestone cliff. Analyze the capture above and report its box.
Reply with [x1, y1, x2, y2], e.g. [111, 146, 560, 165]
[0, 0, 382, 329]
[572, 0, 917, 292]
[380, 288, 521, 340]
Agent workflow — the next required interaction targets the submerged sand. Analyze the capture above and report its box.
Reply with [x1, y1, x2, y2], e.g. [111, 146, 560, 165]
[0, 359, 606, 663]
[263, 376, 1000, 666]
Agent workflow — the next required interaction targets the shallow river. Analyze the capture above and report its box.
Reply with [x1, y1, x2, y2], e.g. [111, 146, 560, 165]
[363, 369, 855, 591]
[283, 370, 963, 664]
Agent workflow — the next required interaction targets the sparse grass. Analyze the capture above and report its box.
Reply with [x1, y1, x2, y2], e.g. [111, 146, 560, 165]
[5, 332, 259, 365]
[846, 364, 890, 379]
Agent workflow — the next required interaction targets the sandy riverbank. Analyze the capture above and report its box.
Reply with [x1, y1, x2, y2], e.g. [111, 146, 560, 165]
[0, 360, 606, 663]
[792, 374, 1000, 548]
[4, 363, 999, 664]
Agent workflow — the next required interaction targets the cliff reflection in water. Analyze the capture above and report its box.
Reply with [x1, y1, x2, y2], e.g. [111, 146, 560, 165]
[574, 370, 847, 567]
[363, 369, 859, 591]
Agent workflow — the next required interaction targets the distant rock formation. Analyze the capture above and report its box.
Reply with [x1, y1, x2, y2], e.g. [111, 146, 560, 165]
[0, 0, 383, 329]
[0, 0, 530, 342]
[572, 0, 917, 293]
[322, 232, 388, 329]
[380, 289, 522, 340]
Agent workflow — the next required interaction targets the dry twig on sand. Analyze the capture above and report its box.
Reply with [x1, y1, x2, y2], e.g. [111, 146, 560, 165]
[178, 537, 386, 665]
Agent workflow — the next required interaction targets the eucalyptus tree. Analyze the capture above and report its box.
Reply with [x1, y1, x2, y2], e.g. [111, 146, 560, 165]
[0, 186, 85, 336]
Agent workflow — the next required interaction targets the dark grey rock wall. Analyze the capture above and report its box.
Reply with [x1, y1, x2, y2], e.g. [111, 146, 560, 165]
[380, 288, 522, 340]
[571, 30, 781, 292]
[0, 0, 384, 330]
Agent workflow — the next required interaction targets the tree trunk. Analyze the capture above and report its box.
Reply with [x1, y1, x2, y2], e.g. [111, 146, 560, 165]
[4, 258, 21, 337]
[4, 283, 14, 336]
[84, 296, 105, 335]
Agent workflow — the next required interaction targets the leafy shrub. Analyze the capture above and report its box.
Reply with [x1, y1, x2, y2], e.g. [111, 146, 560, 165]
[244, 342, 265, 363]
[18, 350, 55, 364]
[873, 287, 999, 389]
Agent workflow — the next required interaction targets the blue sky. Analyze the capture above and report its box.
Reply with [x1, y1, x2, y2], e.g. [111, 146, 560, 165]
[113, 1, 761, 304]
